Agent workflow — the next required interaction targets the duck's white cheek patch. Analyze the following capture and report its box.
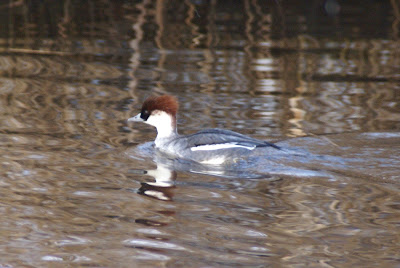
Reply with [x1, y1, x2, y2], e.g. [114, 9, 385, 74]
[190, 143, 256, 151]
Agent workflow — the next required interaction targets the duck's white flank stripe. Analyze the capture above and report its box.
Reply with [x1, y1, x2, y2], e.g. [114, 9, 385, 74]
[199, 156, 226, 165]
[190, 143, 256, 151]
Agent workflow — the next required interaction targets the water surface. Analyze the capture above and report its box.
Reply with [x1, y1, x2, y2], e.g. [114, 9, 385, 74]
[0, 1, 400, 267]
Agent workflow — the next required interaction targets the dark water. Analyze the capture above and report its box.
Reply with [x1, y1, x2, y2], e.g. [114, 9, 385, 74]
[1, 1, 400, 267]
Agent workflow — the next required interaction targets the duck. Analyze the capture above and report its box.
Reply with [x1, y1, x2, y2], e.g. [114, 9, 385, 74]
[128, 95, 280, 164]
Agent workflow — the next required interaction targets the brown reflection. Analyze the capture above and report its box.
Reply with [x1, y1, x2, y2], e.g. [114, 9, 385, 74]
[122, 0, 398, 137]
[2, 0, 398, 136]
[0, 75, 129, 147]
[260, 177, 400, 266]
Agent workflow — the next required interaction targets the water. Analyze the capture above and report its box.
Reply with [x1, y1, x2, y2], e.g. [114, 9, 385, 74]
[1, 1, 400, 267]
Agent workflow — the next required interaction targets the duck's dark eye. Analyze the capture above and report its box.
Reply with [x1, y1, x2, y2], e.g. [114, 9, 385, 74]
[141, 110, 150, 121]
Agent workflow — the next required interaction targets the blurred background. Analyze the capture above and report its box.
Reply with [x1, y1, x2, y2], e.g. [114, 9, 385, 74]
[1, 0, 399, 141]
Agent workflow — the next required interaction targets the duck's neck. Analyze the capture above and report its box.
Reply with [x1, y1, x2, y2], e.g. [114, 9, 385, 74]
[156, 123, 178, 139]
[152, 114, 178, 147]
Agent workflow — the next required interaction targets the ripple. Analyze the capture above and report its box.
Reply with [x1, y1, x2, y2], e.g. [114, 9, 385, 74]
[129, 250, 171, 261]
[41, 255, 64, 261]
[123, 239, 188, 251]
[0, 55, 124, 81]
[54, 236, 91, 246]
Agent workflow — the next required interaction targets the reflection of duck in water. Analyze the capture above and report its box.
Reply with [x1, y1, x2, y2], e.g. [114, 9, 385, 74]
[128, 95, 280, 165]
[138, 164, 176, 201]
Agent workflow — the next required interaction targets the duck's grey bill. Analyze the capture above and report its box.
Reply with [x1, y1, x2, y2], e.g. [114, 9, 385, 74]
[127, 113, 144, 122]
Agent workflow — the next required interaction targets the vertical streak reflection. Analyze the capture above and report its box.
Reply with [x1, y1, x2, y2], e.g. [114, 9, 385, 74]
[128, 0, 150, 95]
[288, 96, 306, 137]
[155, 0, 167, 93]
[185, 0, 202, 49]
